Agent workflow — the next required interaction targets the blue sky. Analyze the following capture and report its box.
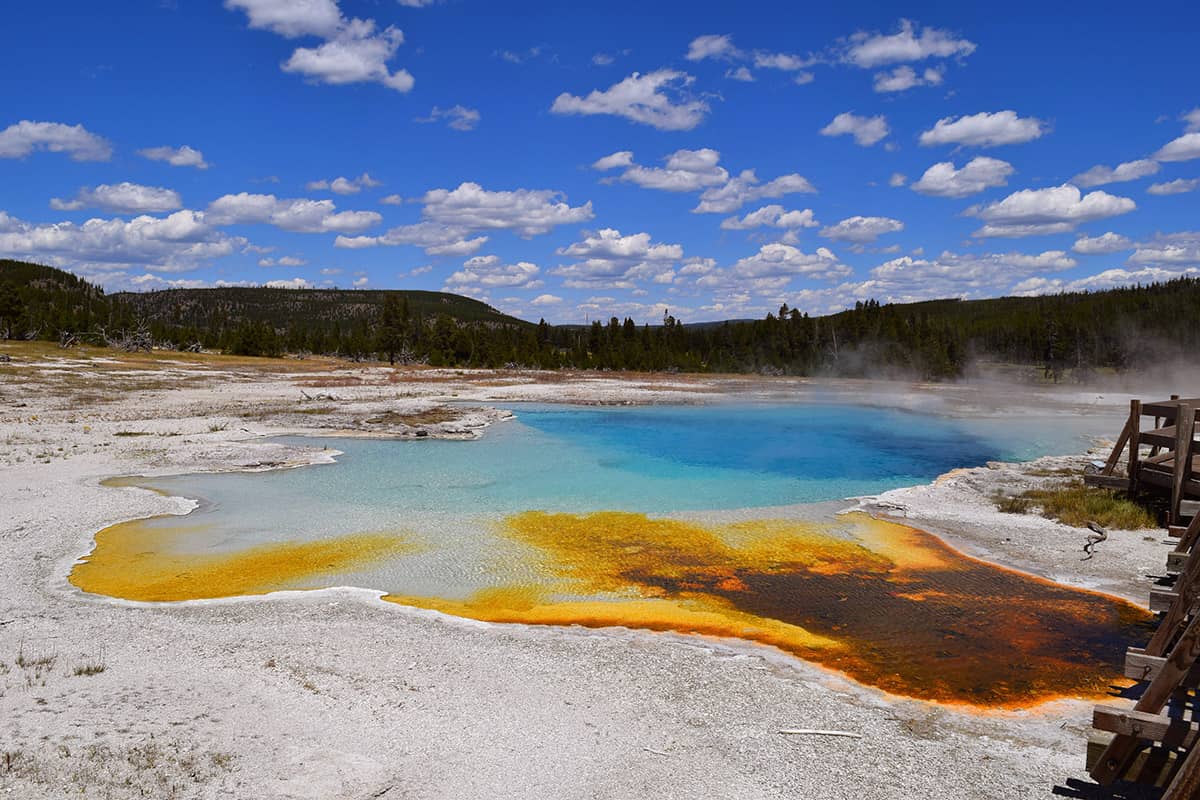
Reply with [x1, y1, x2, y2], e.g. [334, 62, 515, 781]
[1, 0, 1198, 323]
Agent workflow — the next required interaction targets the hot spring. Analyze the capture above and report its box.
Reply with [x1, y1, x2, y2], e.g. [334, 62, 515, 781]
[71, 402, 1149, 707]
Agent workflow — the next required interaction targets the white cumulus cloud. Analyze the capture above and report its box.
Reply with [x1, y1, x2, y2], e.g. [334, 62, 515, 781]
[819, 216, 904, 243]
[421, 182, 593, 237]
[0, 120, 112, 162]
[694, 171, 817, 214]
[50, 183, 183, 214]
[593, 149, 815, 214]
[138, 145, 209, 169]
[550, 70, 709, 131]
[591, 150, 635, 171]
[415, 105, 481, 131]
[445, 255, 541, 289]
[844, 250, 1076, 303]
[604, 148, 728, 192]
[919, 110, 1046, 147]
[1071, 159, 1160, 188]
[334, 182, 591, 253]
[227, 1, 413, 93]
[0, 209, 243, 273]
[307, 172, 383, 195]
[721, 205, 819, 231]
[1148, 178, 1199, 195]
[335, 221, 488, 256]
[685, 34, 740, 62]
[967, 185, 1135, 238]
[1128, 231, 1200, 266]
[206, 192, 381, 233]
[873, 65, 943, 93]
[911, 157, 1014, 198]
[282, 18, 413, 92]
[1154, 133, 1200, 162]
[224, 0, 342, 38]
[820, 112, 889, 147]
[842, 19, 976, 68]
[1072, 232, 1132, 255]
[693, 245, 851, 295]
[552, 228, 683, 289]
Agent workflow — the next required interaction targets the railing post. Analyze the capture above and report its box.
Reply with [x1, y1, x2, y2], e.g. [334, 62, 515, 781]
[1173, 403, 1196, 525]
[1128, 399, 1142, 495]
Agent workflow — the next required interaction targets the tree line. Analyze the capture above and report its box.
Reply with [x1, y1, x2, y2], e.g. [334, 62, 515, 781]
[2, 259, 1198, 380]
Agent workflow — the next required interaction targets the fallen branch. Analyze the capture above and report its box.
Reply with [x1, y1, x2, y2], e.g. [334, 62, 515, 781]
[778, 729, 862, 739]
[642, 747, 671, 756]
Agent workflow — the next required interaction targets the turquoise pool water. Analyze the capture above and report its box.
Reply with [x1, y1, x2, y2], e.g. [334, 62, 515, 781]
[131, 402, 1117, 559]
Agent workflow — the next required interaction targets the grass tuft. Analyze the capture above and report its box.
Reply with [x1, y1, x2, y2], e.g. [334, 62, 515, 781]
[993, 493, 1032, 515]
[72, 653, 107, 676]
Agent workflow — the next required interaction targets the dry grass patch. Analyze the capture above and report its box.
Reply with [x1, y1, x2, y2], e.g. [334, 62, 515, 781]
[295, 375, 368, 388]
[366, 406, 458, 426]
[295, 405, 336, 415]
[995, 480, 1157, 529]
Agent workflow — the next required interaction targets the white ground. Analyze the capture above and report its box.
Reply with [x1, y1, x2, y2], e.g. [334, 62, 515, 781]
[1, 347, 1190, 799]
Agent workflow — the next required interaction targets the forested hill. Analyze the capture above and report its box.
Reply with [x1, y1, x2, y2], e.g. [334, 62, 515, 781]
[113, 286, 529, 329]
[2, 258, 1198, 379]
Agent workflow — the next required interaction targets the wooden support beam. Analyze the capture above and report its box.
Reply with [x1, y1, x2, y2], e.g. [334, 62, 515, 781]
[1165, 732, 1200, 800]
[1104, 415, 1135, 476]
[1137, 470, 1200, 497]
[1087, 732, 1179, 789]
[1143, 396, 1195, 417]
[1143, 427, 1181, 449]
[1172, 404, 1196, 525]
[1094, 705, 1200, 749]
[1150, 396, 1177, 457]
[1147, 539, 1200, 657]
[1169, 552, 1188, 573]
[1127, 650, 1167, 681]
[1152, 590, 1180, 613]
[1085, 475, 1132, 490]
[1130, 399, 1142, 496]
[1092, 611, 1200, 785]
[1125, 649, 1200, 684]
[1175, 514, 1200, 556]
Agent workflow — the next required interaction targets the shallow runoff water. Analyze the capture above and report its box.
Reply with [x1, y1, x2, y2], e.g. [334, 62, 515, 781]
[77, 401, 1150, 707]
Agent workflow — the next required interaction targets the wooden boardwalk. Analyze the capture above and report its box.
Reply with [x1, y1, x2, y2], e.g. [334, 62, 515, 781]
[1085, 396, 1200, 794]
[1086, 396, 1200, 524]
